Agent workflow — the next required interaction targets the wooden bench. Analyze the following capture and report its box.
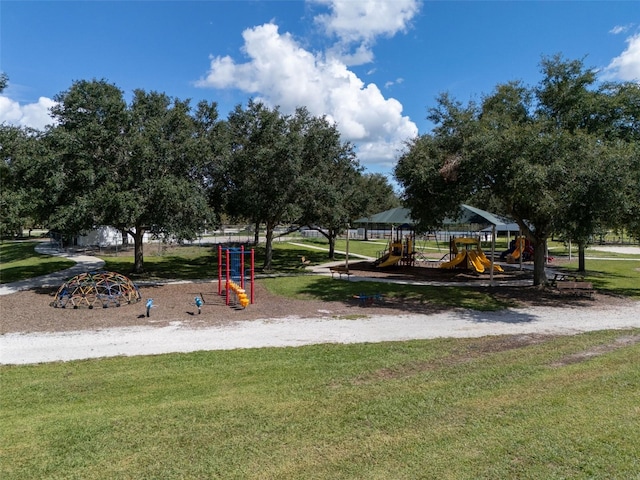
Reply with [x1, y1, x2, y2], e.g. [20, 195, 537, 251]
[554, 280, 595, 298]
[329, 266, 353, 280]
[298, 256, 311, 268]
[550, 273, 584, 285]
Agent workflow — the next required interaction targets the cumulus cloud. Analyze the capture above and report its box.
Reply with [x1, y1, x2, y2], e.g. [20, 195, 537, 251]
[196, 0, 420, 170]
[312, 0, 420, 65]
[603, 33, 640, 82]
[0, 96, 57, 130]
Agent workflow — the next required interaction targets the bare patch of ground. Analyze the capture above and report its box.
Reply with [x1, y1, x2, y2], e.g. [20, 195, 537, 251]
[549, 334, 640, 367]
[1, 262, 633, 335]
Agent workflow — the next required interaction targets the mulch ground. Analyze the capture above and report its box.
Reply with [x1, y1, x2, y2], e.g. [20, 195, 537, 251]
[0, 261, 631, 334]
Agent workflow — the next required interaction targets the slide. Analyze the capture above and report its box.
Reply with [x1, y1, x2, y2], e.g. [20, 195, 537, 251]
[509, 238, 526, 260]
[439, 251, 467, 269]
[467, 251, 485, 273]
[477, 251, 504, 272]
[377, 254, 402, 268]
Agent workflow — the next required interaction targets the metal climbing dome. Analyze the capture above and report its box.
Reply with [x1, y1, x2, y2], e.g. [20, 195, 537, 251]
[51, 271, 141, 309]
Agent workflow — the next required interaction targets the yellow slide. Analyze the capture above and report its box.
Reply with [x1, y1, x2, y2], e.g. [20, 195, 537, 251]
[467, 250, 485, 273]
[509, 238, 526, 260]
[377, 254, 402, 268]
[476, 250, 504, 272]
[440, 251, 467, 269]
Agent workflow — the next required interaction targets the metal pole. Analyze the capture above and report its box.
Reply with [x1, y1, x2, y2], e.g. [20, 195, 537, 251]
[226, 247, 230, 306]
[519, 229, 523, 271]
[250, 248, 255, 304]
[218, 244, 222, 296]
[490, 225, 496, 286]
[240, 245, 245, 289]
[345, 223, 350, 272]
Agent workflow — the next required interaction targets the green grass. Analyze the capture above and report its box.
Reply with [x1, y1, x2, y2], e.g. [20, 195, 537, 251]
[2, 330, 639, 479]
[261, 275, 513, 311]
[98, 242, 341, 280]
[0, 242, 75, 284]
[561, 258, 640, 298]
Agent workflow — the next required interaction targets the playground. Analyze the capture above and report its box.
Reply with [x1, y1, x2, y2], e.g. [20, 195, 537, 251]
[1, 252, 634, 337]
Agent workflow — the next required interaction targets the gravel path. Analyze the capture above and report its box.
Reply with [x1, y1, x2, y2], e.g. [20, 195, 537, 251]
[2, 301, 639, 365]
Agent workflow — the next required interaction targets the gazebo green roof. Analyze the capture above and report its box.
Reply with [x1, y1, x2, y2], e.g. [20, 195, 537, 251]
[354, 204, 506, 227]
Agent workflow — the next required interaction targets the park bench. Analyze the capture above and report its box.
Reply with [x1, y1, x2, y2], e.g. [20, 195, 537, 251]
[550, 273, 584, 284]
[553, 278, 595, 299]
[329, 266, 353, 280]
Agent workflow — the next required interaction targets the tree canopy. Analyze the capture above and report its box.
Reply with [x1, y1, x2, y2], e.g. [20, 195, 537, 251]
[395, 55, 639, 285]
[43, 80, 220, 272]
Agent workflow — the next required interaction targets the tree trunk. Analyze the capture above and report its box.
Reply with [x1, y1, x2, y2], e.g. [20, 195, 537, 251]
[328, 234, 336, 260]
[577, 241, 586, 272]
[531, 237, 548, 286]
[263, 221, 274, 270]
[120, 229, 129, 247]
[254, 219, 260, 245]
[132, 227, 145, 274]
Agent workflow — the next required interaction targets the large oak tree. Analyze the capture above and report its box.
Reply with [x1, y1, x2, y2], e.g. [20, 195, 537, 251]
[47, 80, 219, 273]
[395, 56, 638, 285]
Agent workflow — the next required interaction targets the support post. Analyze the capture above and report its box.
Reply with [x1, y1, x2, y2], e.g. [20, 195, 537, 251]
[240, 245, 245, 289]
[226, 247, 230, 306]
[345, 223, 350, 273]
[218, 244, 223, 296]
[250, 248, 255, 304]
[490, 225, 496, 286]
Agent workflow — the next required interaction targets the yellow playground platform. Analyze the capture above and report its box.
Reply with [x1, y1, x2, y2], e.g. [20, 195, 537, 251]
[440, 237, 503, 274]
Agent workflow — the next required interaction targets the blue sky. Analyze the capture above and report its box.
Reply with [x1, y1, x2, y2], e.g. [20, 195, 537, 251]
[1, 1, 639, 178]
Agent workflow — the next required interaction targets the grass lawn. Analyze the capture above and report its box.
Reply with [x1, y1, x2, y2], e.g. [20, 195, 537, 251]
[561, 258, 640, 298]
[0, 242, 75, 284]
[2, 330, 639, 479]
[261, 274, 514, 311]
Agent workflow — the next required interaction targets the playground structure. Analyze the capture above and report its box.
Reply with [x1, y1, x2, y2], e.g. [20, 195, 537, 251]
[440, 237, 504, 274]
[374, 228, 416, 268]
[51, 271, 141, 309]
[501, 237, 533, 263]
[218, 245, 255, 308]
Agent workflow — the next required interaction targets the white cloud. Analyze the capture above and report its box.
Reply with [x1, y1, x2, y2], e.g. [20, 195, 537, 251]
[0, 96, 57, 130]
[312, 0, 420, 65]
[384, 78, 404, 89]
[603, 33, 640, 82]
[610, 24, 633, 35]
[196, 0, 421, 171]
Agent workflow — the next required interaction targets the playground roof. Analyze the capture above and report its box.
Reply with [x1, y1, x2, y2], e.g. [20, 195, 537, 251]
[356, 207, 413, 225]
[355, 204, 506, 228]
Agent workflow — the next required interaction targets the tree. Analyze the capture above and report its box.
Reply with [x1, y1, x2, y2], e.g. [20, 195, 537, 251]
[293, 109, 362, 259]
[0, 125, 43, 238]
[46, 79, 129, 241]
[395, 56, 634, 285]
[0, 72, 8, 92]
[355, 173, 400, 241]
[47, 80, 218, 272]
[225, 101, 303, 270]
[109, 90, 218, 273]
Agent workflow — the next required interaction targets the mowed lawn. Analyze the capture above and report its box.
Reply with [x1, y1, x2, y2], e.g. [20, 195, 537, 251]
[2, 330, 639, 479]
